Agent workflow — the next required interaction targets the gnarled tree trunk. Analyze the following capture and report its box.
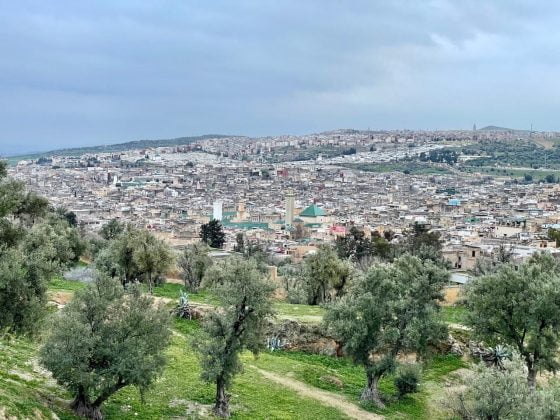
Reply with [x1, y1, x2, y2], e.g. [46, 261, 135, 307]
[71, 389, 103, 420]
[361, 372, 385, 408]
[527, 364, 537, 389]
[214, 375, 230, 417]
[525, 355, 538, 389]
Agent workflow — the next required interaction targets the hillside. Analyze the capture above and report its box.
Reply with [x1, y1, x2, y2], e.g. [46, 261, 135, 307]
[477, 125, 528, 132]
[4, 134, 240, 164]
[0, 278, 470, 420]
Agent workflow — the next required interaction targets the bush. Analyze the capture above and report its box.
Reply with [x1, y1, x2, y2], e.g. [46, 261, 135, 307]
[447, 356, 539, 419]
[287, 283, 308, 304]
[394, 364, 421, 398]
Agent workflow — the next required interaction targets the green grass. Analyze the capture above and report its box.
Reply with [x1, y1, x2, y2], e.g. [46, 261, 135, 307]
[0, 336, 78, 419]
[36, 279, 468, 418]
[461, 165, 560, 180]
[273, 302, 326, 322]
[248, 351, 466, 419]
[342, 162, 452, 175]
[158, 284, 326, 323]
[0, 320, 349, 419]
[48, 277, 87, 292]
[440, 306, 468, 325]
[151, 282, 219, 305]
[0, 307, 467, 419]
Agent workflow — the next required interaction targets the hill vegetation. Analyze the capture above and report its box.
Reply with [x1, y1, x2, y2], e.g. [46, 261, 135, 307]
[4, 134, 237, 165]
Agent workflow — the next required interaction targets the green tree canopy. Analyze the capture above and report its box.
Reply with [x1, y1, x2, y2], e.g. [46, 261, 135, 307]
[200, 219, 226, 249]
[0, 160, 81, 334]
[324, 255, 448, 407]
[0, 246, 48, 333]
[133, 230, 174, 293]
[95, 225, 173, 290]
[400, 222, 445, 264]
[449, 355, 560, 419]
[40, 276, 171, 420]
[302, 245, 352, 305]
[99, 218, 125, 241]
[466, 252, 560, 388]
[178, 242, 213, 292]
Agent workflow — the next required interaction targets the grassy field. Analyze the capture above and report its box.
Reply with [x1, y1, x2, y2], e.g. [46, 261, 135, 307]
[461, 165, 560, 181]
[0, 318, 350, 419]
[440, 306, 467, 325]
[342, 162, 452, 175]
[150, 282, 325, 323]
[0, 335, 78, 419]
[531, 137, 560, 150]
[26, 279, 471, 419]
[250, 351, 466, 419]
[0, 315, 466, 420]
[49, 276, 88, 292]
[49, 279, 467, 327]
[103, 323, 350, 420]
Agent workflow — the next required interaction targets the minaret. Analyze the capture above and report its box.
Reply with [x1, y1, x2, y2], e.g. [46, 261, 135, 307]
[212, 201, 223, 221]
[285, 190, 295, 228]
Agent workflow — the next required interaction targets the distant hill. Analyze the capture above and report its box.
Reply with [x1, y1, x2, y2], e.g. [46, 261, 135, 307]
[5, 134, 240, 164]
[478, 125, 529, 133]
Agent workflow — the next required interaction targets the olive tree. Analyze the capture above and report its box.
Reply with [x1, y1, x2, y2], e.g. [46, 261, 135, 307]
[40, 276, 171, 420]
[0, 161, 80, 334]
[99, 218, 125, 240]
[0, 247, 48, 333]
[193, 257, 274, 417]
[97, 225, 141, 285]
[96, 226, 173, 290]
[302, 245, 351, 305]
[466, 252, 560, 388]
[178, 242, 213, 292]
[133, 230, 174, 293]
[324, 255, 448, 407]
[448, 355, 560, 419]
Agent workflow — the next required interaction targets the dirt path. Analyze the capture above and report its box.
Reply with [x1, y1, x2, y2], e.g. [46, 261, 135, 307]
[253, 367, 383, 420]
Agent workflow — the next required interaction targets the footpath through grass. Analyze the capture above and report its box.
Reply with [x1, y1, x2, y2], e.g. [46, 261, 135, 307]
[38, 279, 469, 419]
[0, 319, 349, 419]
[247, 350, 465, 419]
[1, 317, 464, 419]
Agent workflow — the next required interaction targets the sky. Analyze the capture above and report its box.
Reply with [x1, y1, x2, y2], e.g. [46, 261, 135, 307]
[1, 0, 560, 155]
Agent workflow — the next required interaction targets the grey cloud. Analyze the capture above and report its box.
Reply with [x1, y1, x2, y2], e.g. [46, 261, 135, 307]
[1, 0, 560, 154]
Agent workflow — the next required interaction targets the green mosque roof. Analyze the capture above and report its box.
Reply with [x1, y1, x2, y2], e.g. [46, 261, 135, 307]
[299, 204, 325, 217]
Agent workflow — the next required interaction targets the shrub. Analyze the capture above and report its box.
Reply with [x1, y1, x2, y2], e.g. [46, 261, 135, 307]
[394, 364, 421, 398]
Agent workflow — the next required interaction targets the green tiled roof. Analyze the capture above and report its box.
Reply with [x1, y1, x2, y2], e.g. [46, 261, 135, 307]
[222, 221, 271, 230]
[304, 223, 322, 228]
[299, 204, 325, 217]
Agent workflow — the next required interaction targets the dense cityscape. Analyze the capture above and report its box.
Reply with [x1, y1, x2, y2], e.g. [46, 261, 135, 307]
[5, 1, 560, 419]
[11, 127, 560, 274]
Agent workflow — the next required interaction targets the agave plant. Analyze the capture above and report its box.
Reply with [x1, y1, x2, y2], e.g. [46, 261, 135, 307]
[483, 345, 511, 370]
[173, 289, 193, 319]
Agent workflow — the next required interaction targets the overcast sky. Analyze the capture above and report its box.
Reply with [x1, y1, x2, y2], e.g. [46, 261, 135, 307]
[1, 1, 559, 154]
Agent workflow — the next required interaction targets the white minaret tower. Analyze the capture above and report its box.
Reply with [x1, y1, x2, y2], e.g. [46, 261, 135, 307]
[285, 190, 295, 227]
[213, 201, 223, 221]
